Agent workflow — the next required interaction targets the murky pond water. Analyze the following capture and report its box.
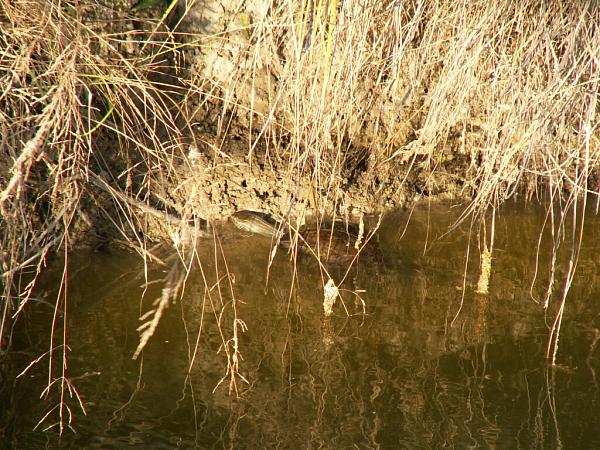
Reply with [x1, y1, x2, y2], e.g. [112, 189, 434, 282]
[3, 202, 600, 448]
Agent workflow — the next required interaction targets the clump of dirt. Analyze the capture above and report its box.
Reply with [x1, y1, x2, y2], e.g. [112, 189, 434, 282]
[80, 127, 475, 249]
[156, 134, 468, 229]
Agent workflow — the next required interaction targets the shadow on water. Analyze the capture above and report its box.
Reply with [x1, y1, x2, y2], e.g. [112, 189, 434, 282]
[3, 201, 600, 448]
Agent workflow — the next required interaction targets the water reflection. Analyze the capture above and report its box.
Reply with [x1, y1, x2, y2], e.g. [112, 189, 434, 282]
[3, 202, 600, 448]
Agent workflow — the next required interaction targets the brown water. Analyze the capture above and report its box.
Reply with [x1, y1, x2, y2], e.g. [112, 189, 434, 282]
[3, 201, 600, 448]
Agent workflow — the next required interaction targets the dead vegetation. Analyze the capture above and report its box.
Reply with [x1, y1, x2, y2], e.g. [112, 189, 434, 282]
[0, 0, 599, 433]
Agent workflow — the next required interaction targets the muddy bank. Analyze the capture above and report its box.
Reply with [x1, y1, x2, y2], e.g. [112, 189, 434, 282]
[173, 136, 467, 219]
[83, 133, 472, 247]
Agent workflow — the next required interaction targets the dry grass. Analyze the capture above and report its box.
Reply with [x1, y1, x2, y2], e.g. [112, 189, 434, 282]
[1, 0, 599, 434]
[0, 0, 197, 433]
[186, 0, 598, 361]
[206, 0, 599, 205]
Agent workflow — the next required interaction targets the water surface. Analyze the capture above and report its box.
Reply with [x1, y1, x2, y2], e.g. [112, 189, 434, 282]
[3, 202, 600, 448]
